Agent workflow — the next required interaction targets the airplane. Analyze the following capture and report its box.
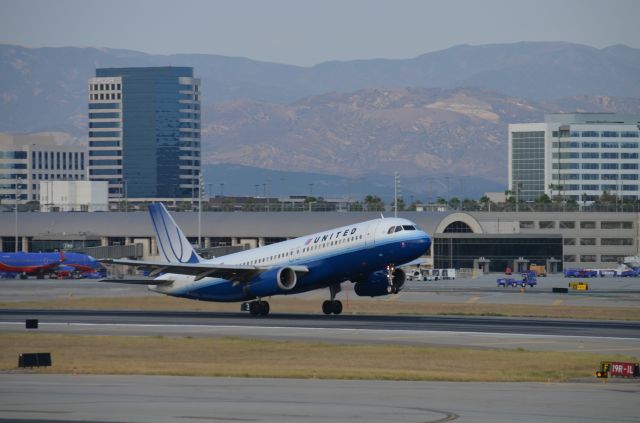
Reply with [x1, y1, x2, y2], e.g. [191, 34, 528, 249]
[101, 202, 431, 316]
[0, 251, 104, 279]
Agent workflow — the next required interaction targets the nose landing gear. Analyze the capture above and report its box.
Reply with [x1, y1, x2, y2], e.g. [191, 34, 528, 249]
[386, 264, 399, 294]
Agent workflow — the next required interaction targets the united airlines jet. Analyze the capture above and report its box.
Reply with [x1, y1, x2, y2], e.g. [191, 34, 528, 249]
[102, 203, 431, 316]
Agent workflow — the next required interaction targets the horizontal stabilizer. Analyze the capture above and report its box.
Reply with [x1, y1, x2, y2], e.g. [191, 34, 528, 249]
[98, 278, 174, 285]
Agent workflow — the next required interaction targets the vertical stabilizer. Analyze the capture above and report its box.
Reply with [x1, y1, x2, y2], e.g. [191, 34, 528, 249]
[148, 203, 201, 264]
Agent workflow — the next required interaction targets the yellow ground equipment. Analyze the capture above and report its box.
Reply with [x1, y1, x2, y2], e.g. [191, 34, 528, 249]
[568, 281, 589, 290]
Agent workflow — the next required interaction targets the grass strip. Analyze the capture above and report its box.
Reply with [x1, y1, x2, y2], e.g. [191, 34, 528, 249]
[1, 296, 639, 320]
[1, 333, 634, 382]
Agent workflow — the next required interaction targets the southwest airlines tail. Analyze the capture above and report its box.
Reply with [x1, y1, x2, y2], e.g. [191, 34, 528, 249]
[148, 203, 201, 264]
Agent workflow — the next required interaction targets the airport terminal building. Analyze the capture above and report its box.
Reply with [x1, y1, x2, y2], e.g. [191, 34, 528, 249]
[1, 210, 637, 272]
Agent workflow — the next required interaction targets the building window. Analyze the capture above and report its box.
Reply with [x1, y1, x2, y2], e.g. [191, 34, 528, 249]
[559, 221, 575, 229]
[581, 163, 599, 170]
[601, 152, 619, 159]
[552, 163, 580, 170]
[621, 153, 639, 159]
[442, 221, 474, 233]
[580, 238, 597, 246]
[580, 255, 597, 262]
[519, 221, 534, 229]
[602, 163, 618, 170]
[563, 238, 576, 245]
[601, 132, 619, 138]
[581, 152, 599, 159]
[601, 221, 633, 230]
[580, 221, 596, 229]
[601, 255, 625, 263]
[601, 238, 633, 246]
[564, 255, 577, 262]
[622, 163, 638, 170]
[581, 174, 598, 180]
[539, 221, 555, 229]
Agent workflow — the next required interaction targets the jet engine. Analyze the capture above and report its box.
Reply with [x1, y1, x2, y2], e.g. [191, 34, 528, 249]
[247, 266, 298, 298]
[354, 268, 406, 297]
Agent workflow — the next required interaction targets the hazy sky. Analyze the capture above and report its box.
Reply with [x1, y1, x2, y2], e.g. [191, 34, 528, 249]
[1, 0, 639, 66]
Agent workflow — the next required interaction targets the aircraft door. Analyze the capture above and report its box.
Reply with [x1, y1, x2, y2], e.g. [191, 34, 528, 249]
[365, 222, 379, 248]
[288, 248, 296, 263]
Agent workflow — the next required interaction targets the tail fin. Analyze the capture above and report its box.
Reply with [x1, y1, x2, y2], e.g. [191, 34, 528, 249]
[148, 202, 201, 264]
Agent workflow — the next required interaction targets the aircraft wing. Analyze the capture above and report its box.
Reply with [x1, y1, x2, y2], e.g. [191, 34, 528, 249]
[100, 259, 309, 283]
[397, 257, 428, 268]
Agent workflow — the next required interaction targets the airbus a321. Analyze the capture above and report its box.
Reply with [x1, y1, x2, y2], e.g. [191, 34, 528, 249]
[102, 203, 431, 316]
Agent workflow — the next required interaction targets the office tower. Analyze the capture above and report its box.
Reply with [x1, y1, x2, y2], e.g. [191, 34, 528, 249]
[88, 67, 201, 199]
[509, 113, 640, 203]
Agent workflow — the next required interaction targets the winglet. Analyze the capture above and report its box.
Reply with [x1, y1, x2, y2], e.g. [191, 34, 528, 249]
[148, 203, 201, 264]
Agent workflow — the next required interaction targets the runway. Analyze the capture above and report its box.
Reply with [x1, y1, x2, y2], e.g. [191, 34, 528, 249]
[1, 374, 638, 423]
[2, 309, 639, 355]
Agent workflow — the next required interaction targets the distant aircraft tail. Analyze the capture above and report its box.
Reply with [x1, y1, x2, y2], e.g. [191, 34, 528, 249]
[148, 203, 201, 264]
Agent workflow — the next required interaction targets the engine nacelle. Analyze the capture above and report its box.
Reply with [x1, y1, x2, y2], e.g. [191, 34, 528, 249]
[354, 268, 406, 297]
[247, 266, 298, 298]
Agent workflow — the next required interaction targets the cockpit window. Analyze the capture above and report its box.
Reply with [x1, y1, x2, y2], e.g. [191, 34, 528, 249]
[394, 226, 403, 232]
[402, 225, 416, 231]
[387, 226, 395, 234]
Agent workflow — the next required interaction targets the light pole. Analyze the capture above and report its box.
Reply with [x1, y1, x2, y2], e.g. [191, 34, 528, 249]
[198, 173, 203, 249]
[14, 177, 21, 252]
[123, 179, 128, 213]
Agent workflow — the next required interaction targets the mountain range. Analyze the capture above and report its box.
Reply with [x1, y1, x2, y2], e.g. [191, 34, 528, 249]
[1, 42, 639, 198]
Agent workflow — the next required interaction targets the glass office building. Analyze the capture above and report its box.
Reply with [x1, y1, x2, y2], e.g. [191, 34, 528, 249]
[88, 67, 201, 199]
[509, 114, 640, 203]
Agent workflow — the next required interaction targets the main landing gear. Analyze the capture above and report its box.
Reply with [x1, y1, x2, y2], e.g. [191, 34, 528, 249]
[243, 300, 270, 316]
[322, 283, 343, 315]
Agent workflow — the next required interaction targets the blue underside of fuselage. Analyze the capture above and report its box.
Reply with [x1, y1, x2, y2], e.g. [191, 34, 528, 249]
[167, 235, 431, 302]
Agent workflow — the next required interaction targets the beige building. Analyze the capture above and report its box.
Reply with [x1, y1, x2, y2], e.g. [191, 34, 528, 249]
[0, 133, 87, 205]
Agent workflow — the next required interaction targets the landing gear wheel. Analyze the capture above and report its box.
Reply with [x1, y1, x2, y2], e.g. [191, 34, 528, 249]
[322, 300, 342, 315]
[332, 300, 343, 315]
[322, 300, 333, 315]
[249, 301, 261, 316]
[259, 301, 270, 316]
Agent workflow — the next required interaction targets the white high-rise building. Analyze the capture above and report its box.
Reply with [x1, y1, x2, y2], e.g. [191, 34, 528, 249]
[509, 113, 640, 203]
[0, 134, 87, 205]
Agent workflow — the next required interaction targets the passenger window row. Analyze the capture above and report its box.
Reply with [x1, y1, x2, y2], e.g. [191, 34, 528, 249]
[240, 234, 365, 266]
